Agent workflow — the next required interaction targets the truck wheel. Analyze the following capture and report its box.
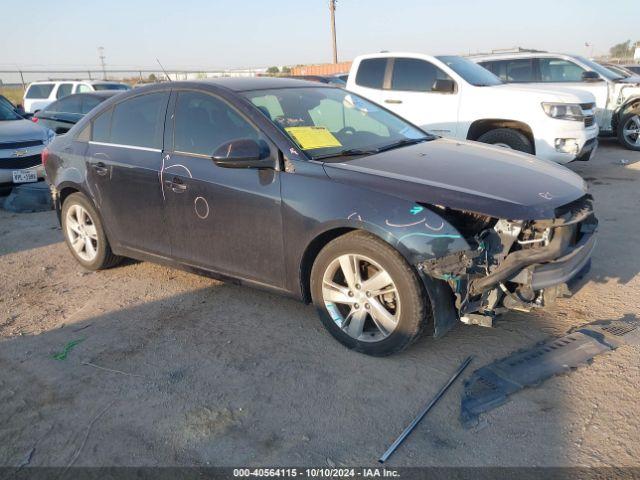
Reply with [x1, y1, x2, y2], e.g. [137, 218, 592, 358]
[310, 231, 429, 356]
[61, 192, 122, 270]
[477, 128, 534, 154]
[618, 112, 640, 151]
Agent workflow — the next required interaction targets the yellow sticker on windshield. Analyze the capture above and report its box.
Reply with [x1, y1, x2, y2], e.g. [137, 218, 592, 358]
[285, 126, 342, 150]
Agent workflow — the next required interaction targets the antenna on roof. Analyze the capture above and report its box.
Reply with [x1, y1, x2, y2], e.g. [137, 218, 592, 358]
[156, 58, 172, 82]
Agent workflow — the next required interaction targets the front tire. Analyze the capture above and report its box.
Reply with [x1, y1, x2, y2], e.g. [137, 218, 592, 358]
[618, 112, 640, 151]
[477, 128, 534, 154]
[61, 192, 122, 270]
[310, 231, 429, 356]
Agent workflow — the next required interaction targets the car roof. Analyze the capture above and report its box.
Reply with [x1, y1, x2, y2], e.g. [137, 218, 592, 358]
[470, 52, 576, 61]
[87, 80, 128, 85]
[193, 76, 336, 91]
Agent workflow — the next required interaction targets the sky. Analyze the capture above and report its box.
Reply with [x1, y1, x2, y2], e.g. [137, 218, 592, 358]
[2, 0, 639, 71]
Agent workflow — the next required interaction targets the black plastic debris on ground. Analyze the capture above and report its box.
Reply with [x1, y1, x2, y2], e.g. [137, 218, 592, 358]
[2, 181, 52, 213]
[461, 315, 640, 428]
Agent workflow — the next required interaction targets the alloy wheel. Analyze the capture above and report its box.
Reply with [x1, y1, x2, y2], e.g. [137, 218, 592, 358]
[65, 204, 99, 262]
[623, 115, 640, 147]
[321, 254, 400, 342]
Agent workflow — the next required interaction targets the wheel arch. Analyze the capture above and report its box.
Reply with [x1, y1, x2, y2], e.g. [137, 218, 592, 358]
[466, 118, 535, 153]
[298, 223, 459, 338]
[613, 97, 640, 132]
[298, 220, 419, 304]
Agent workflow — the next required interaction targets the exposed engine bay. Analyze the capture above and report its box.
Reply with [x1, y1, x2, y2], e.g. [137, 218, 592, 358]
[419, 195, 598, 328]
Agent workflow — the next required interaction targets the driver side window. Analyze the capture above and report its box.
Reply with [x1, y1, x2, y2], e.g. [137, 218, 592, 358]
[173, 91, 260, 156]
[539, 58, 585, 82]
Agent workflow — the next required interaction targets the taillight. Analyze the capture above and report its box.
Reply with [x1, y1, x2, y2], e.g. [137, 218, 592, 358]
[32, 116, 39, 122]
[41, 148, 49, 166]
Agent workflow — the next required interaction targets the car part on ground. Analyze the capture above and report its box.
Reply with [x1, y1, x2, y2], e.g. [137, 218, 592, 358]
[379, 356, 473, 464]
[470, 51, 640, 151]
[460, 315, 640, 428]
[346, 52, 599, 164]
[1, 181, 52, 213]
[45, 78, 598, 355]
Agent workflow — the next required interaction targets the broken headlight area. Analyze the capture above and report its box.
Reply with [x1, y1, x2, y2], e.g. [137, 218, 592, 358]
[418, 195, 598, 327]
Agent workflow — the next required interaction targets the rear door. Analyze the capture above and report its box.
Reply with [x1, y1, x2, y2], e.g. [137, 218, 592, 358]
[162, 89, 285, 286]
[383, 57, 460, 137]
[85, 90, 171, 255]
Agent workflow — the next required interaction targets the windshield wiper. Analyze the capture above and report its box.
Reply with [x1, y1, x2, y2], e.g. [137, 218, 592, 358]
[374, 137, 429, 153]
[313, 148, 378, 160]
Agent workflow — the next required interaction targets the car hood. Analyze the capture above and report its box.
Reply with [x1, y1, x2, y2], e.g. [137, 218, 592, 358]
[491, 83, 596, 103]
[322, 138, 587, 220]
[0, 119, 48, 143]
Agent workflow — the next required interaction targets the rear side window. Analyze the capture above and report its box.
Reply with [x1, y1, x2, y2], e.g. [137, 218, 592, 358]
[47, 95, 83, 114]
[77, 84, 92, 93]
[539, 58, 585, 82]
[56, 83, 74, 99]
[479, 59, 535, 82]
[91, 108, 113, 143]
[81, 96, 103, 114]
[26, 84, 54, 99]
[390, 58, 449, 92]
[355, 58, 387, 89]
[109, 92, 169, 149]
[173, 91, 260, 156]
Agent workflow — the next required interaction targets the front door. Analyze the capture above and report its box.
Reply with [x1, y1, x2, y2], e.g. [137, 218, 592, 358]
[537, 57, 609, 121]
[162, 89, 285, 287]
[85, 90, 171, 256]
[381, 57, 461, 137]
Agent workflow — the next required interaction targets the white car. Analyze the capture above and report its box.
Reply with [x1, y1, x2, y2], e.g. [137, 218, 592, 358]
[23, 80, 130, 113]
[471, 52, 640, 150]
[347, 53, 599, 164]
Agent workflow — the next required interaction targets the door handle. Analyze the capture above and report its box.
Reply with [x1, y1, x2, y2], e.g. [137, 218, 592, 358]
[164, 177, 187, 193]
[384, 99, 403, 104]
[92, 162, 108, 176]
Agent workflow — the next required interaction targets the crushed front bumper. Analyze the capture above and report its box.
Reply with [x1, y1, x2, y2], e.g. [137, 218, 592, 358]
[421, 195, 598, 329]
[509, 228, 596, 290]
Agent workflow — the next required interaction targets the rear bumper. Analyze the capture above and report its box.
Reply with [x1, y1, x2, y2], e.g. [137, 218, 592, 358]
[0, 165, 46, 186]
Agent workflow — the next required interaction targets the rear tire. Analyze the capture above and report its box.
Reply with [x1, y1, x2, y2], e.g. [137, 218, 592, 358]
[61, 192, 122, 270]
[477, 128, 534, 154]
[310, 231, 429, 356]
[617, 112, 640, 151]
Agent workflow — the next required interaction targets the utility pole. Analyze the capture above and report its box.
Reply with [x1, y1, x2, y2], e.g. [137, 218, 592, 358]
[329, 0, 338, 64]
[98, 46, 107, 79]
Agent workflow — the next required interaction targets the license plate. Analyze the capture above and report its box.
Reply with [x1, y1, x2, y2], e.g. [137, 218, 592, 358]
[12, 169, 38, 183]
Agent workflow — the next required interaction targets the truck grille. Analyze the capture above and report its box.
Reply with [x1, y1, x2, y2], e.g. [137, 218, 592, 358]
[0, 140, 43, 150]
[584, 116, 595, 127]
[0, 154, 42, 169]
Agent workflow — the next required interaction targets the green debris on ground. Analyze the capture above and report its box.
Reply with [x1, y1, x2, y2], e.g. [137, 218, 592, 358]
[52, 338, 85, 361]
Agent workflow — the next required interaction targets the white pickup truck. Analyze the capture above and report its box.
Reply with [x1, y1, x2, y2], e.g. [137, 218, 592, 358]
[470, 52, 640, 150]
[346, 53, 599, 164]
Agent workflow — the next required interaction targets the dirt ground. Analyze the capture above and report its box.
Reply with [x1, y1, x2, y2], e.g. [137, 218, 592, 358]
[0, 140, 638, 468]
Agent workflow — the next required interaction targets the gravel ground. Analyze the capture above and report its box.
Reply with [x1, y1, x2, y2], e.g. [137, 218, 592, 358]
[0, 140, 638, 468]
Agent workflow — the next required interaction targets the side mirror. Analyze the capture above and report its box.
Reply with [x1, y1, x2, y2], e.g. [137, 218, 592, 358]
[432, 79, 456, 93]
[212, 138, 274, 169]
[581, 71, 602, 82]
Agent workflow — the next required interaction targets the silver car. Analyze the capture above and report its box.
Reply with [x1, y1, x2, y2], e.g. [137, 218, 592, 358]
[0, 102, 53, 185]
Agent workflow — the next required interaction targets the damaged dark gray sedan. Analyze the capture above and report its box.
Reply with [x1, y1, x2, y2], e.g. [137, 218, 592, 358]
[44, 78, 597, 356]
